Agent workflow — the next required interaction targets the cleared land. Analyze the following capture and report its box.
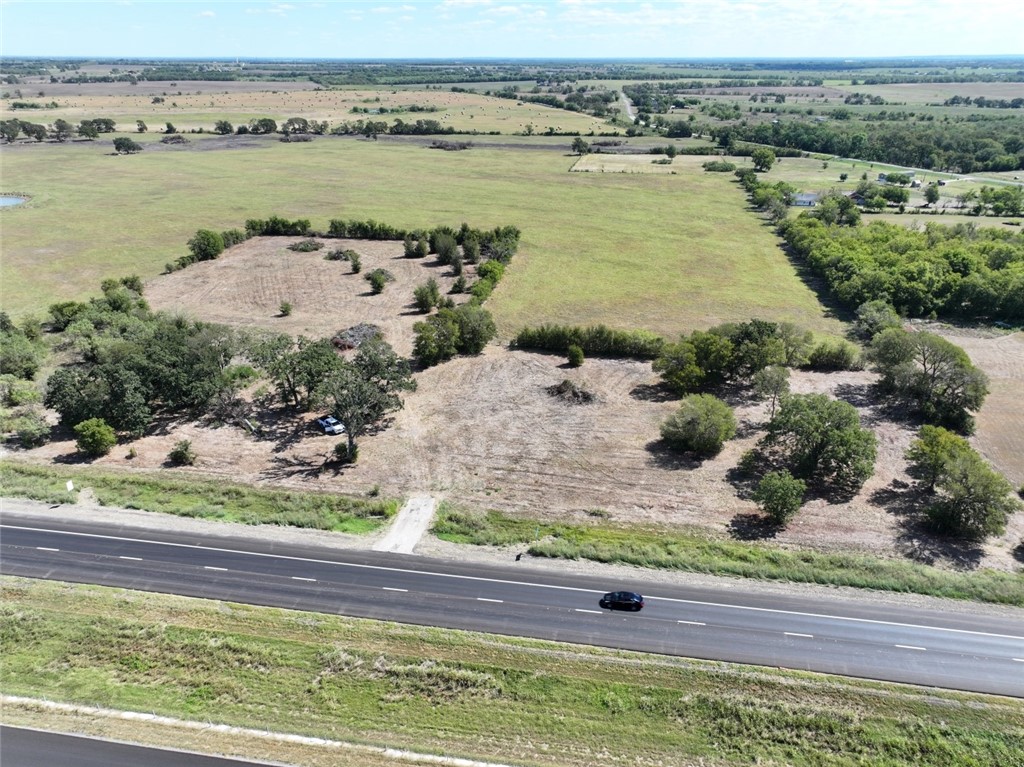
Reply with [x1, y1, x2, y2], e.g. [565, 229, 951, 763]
[3, 577, 1022, 767]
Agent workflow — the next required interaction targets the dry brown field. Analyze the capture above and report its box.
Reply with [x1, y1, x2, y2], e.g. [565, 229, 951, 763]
[18, 244, 1024, 574]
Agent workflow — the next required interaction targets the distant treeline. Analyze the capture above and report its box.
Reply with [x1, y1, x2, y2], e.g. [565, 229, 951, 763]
[722, 119, 1024, 173]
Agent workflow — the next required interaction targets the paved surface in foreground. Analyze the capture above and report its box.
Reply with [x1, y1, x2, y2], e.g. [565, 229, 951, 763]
[0, 726, 271, 767]
[3, 512, 1023, 698]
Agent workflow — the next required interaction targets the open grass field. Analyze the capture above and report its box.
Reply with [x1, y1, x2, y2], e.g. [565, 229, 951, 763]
[0, 133, 840, 338]
[0, 85, 608, 136]
[3, 576, 1022, 767]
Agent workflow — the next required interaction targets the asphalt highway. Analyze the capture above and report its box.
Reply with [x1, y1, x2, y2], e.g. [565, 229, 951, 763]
[0, 726, 271, 767]
[2, 513, 1023, 698]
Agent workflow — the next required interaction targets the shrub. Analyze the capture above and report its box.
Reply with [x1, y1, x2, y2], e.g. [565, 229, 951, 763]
[287, 238, 323, 252]
[433, 232, 459, 265]
[365, 269, 394, 294]
[807, 339, 861, 370]
[567, 344, 584, 367]
[74, 418, 117, 457]
[413, 278, 442, 313]
[325, 248, 354, 261]
[279, 301, 293, 316]
[187, 229, 225, 263]
[702, 160, 736, 172]
[660, 394, 736, 458]
[753, 470, 806, 525]
[350, 253, 362, 274]
[514, 324, 664, 359]
[15, 412, 50, 448]
[451, 275, 467, 294]
[334, 441, 358, 464]
[168, 439, 197, 466]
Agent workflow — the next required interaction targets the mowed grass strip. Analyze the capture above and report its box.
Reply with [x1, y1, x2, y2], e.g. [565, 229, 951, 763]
[0, 462, 396, 533]
[432, 506, 1024, 606]
[2, 577, 1022, 767]
[1, 137, 840, 339]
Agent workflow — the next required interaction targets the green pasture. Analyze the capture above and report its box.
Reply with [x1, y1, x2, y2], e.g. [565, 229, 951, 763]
[3, 577, 1022, 767]
[0, 134, 840, 338]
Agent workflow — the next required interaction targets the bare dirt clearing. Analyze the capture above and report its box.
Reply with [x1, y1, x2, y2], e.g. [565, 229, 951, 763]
[145, 237, 465, 357]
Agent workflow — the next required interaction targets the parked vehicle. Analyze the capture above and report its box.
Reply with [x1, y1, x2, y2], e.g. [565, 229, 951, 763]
[316, 416, 346, 435]
[599, 591, 644, 611]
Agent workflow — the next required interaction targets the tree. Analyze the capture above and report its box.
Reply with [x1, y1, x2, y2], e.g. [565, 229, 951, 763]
[762, 394, 876, 494]
[136, 120, 147, 133]
[752, 365, 789, 419]
[0, 119, 21, 143]
[74, 417, 117, 457]
[248, 117, 277, 135]
[168, 439, 197, 466]
[925, 450, 1019, 540]
[112, 137, 142, 154]
[282, 117, 309, 135]
[164, 122, 177, 134]
[567, 344, 584, 367]
[905, 424, 973, 493]
[753, 470, 806, 525]
[924, 184, 940, 205]
[76, 120, 99, 139]
[869, 328, 988, 432]
[51, 118, 74, 142]
[571, 136, 590, 155]
[214, 120, 233, 135]
[365, 268, 394, 294]
[660, 393, 737, 458]
[751, 147, 776, 172]
[855, 299, 901, 339]
[249, 335, 343, 411]
[187, 229, 225, 262]
[315, 340, 414, 460]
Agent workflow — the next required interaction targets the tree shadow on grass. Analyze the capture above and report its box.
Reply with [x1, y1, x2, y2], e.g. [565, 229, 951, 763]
[869, 479, 985, 569]
[727, 512, 780, 541]
[261, 454, 330, 482]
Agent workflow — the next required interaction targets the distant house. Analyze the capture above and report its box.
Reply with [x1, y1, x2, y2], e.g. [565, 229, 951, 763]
[792, 192, 822, 207]
[846, 191, 868, 206]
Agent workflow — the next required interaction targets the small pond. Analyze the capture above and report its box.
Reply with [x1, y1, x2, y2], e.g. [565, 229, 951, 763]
[0, 196, 27, 207]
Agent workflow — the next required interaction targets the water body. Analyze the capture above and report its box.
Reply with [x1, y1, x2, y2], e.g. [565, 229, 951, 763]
[0, 196, 26, 207]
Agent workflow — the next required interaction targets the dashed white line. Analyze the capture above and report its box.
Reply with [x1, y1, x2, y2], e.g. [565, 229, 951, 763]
[9, 523, 1024, 643]
[677, 620, 706, 626]
[477, 597, 504, 603]
[785, 632, 814, 638]
[36, 547, 59, 552]
[1013, 658, 1024, 663]
[203, 566, 227, 572]
[118, 556, 142, 561]
[895, 644, 927, 651]
[382, 587, 407, 592]
[291, 577, 316, 582]
[575, 609, 602, 614]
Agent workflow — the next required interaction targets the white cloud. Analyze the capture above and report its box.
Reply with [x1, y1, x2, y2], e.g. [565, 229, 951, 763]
[199, 10, 215, 17]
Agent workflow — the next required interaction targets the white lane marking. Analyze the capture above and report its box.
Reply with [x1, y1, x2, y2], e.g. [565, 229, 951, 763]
[677, 620, 706, 626]
[291, 577, 316, 582]
[203, 566, 227, 572]
[118, 556, 142, 561]
[7, 523, 1024, 643]
[1012, 658, 1024, 663]
[36, 547, 59, 552]
[382, 587, 407, 592]
[895, 644, 927, 651]
[477, 597, 504, 603]
[785, 632, 814, 638]
[575, 609, 602, 614]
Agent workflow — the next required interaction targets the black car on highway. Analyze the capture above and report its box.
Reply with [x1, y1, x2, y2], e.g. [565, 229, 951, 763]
[599, 591, 644, 611]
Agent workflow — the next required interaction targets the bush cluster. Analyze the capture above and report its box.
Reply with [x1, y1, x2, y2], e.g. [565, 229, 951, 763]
[514, 324, 664, 359]
[413, 305, 497, 367]
[287, 238, 323, 252]
[781, 217, 1024, 320]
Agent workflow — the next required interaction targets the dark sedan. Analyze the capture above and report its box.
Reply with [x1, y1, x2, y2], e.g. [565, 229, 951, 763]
[599, 591, 644, 611]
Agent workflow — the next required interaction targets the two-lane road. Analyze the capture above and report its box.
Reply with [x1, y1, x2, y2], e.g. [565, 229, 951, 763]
[2, 514, 1022, 697]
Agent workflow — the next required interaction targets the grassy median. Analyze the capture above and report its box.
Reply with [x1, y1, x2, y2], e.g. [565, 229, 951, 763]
[2, 577, 1022, 767]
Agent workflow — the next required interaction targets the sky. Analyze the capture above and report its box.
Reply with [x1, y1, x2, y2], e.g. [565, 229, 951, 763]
[1, 0, 1022, 60]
